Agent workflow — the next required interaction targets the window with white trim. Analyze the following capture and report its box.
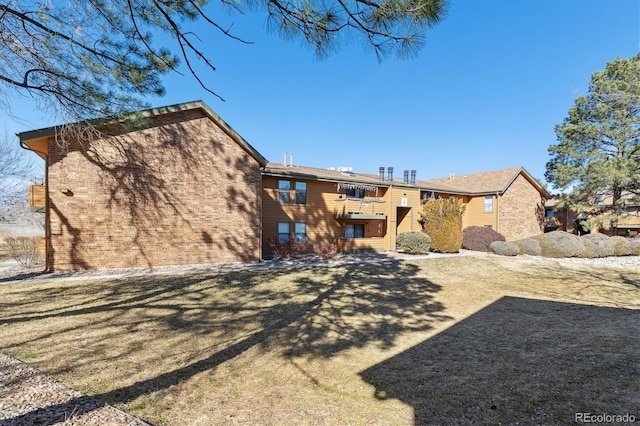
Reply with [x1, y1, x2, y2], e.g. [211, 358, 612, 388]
[484, 196, 493, 213]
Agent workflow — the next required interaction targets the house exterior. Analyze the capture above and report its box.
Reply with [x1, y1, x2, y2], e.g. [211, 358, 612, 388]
[21, 101, 551, 270]
[545, 194, 640, 237]
[417, 168, 550, 241]
[20, 101, 267, 271]
[262, 163, 422, 257]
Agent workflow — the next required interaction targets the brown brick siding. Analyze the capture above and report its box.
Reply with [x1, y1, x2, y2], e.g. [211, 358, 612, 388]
[46, 110, 262, 271]
[498, 174, 545, 240]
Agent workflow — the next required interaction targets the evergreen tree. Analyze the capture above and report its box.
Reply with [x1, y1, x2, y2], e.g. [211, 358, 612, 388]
[0, 0, 447, 122]
[545, 54, 640, 232]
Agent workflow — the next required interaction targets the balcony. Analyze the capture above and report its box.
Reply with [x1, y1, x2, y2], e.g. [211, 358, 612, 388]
[29, 185, 46, 212]
[334, 197, 386, 220]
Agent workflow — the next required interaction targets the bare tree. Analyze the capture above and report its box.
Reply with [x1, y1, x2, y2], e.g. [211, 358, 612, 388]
[0, 0, 448, 123]
[0, 132, 39, 217]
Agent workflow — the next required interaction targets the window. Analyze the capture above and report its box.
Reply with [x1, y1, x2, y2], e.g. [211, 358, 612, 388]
[277, 222, 290, 243]
[278, 180, 290, 204]
[545, 208, 555, 218]
[344, 224, 365, 239]
[295, 182, 307, 204]
[294, 223, 306, 242]
[484, 196, 493, 213]
[346, 188, 365, 199]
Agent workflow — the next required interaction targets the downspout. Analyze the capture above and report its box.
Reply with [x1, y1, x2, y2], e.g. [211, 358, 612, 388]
[495, 191, 500, 234]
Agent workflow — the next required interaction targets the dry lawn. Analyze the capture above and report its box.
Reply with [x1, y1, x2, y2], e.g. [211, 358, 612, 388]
[0, 255, 638, 425]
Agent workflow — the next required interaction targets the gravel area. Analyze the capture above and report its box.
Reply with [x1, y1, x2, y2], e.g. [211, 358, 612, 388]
[0, 250, 637, 425]
[0, 250, 480, 285]
[0, 353, 148, 426]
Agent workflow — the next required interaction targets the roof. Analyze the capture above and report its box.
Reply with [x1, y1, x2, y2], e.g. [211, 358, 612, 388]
[417, 167, 551, 198]
[264, 164, 551, 198]
[263, 163, 416, 188]
[18, 100, 268, 166]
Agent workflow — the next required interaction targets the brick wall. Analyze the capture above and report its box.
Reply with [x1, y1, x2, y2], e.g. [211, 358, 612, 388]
[46, 109, 262, 270]
[499, 174, 545, 241]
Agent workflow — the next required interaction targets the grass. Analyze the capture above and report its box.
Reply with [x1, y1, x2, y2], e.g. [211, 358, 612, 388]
[0, 255, 638, 425]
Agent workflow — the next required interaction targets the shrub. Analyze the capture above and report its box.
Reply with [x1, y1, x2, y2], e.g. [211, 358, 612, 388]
[419, 198, 465, 253]
[581, 233, 615, 258]
[267, 238, 306, 260]
[489, 241, 520, 256]
[312, 242, 338, 260]
[514, 238, 542, 256]
[609, 236, 631, 256]
[5, 236, 43, 268]
[628, 237, 640, 256]
[531, 231, 585, 258]
[462, 226, 506, 252]
[396, 231, 431, 254]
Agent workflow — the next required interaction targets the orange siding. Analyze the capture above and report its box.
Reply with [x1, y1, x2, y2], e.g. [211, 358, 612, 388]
[387, 187, 421, 249]
[463, 195, 498, 230]
[263, 175, 394, 255]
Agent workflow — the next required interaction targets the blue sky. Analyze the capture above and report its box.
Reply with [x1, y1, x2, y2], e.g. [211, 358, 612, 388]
[2, 0, 639, 186]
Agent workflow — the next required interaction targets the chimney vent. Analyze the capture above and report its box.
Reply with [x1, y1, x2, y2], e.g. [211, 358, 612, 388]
[410, 170, 416, 186]
[283, 152, 287, 166]
[403, 170, 409, 184]
[387, 167, 394, 184]
[290, 152, 294, 166]
[378, 167, 385, 182]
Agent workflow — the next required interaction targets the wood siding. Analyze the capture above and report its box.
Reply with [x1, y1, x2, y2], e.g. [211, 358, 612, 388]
[262, 176, 389, 254]
[29, 185, 46, 210]
[463, 195, 498, 230]
[262, 174, 422, 255]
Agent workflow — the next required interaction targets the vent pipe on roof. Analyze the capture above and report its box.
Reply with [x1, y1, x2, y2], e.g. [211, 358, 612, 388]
[387, 167, 394, 184]
[378, 167, 385, 182]
[410, 170, 416, 186]
[290, 152, 294, 166]
[283, 152, 287, 166]
[403, 170, 409, 184]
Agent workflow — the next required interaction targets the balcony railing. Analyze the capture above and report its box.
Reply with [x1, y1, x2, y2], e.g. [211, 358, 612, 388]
[29, 185, 46, 212]
[334, 197, 386, 220]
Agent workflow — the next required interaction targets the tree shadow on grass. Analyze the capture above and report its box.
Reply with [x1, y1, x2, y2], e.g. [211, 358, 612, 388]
[0, 259, 451, 425]
[360, 296, 640, 425]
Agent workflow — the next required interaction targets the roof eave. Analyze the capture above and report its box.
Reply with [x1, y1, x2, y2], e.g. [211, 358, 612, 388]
[17, 100, 268, 167]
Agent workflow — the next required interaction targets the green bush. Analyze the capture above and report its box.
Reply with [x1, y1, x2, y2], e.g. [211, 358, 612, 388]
[514, 238, 542, 256]
[609, 236, 631, 256]
[489, 241, 520, 256]
[532, 231, 585, 258]
[581, 233, 615, 258]
[419, 198, 465, 253]
[396, 231, 431, 254]
[462, 226, 506, 252]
